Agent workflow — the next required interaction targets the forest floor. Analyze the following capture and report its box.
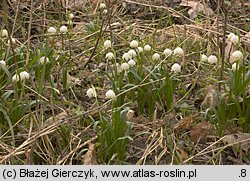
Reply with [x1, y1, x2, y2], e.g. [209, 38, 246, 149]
[0, 0, 250, 164]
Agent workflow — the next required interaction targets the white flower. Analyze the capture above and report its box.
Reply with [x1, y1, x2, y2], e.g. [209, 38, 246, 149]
[103, 9, 108, 14]
[105, 52, 114, 60]
[128, 59, 136, 67]
[39, 56, 50, 64]
[231, 63, 238, 71]
[152, 53, 160, 60]
[48, 27, 56, 34]
[69, 13, 74, 19]
[60, 25, 68, 33]
[138, 47, 143, 53]
[171, 63, 181, 73]
[228, 33, 235, 40]
[130, 40, 139, 48]
[104, 40, 112, 48]
[12, 74, 19, 82]
[126, 109, 135, 120]
[163, 48, 172, 57]
[207, 55, 218, 64]
[128, 49, 137, 58]
[173, 47, 184, 56]
[201, 54, 208, 61]
[0, 60, 6, 66]
[105, 89, 116, 99]
[120, 62, 130, 71]
[12, 71, 30, 82]
[7, 38, 16, 45]
[122, 53, 131, 61]
[99, 3, 106, 9]
[1, 29, 8, 37]
[144, 44, 151, 51]
[86, 88, 96, 98]
[20, 71, 30, 80]
[229, 34, 239, 44]
[230, 50, 243, 63]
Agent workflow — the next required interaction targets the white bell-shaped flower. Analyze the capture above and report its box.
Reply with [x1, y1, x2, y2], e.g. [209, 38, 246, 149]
[171, 63, 181, 73]
[105, 89, 116, 99]
[173, 47, 184, 56]
[130, 40, 139, 48]
[105, 52, 114, 60]
[86, 88, 97, 98]
[144, 44, 151, 51]
[152, 53, 160, 60]
[104, 40, 112, 48]
[207, 55, 218, 64]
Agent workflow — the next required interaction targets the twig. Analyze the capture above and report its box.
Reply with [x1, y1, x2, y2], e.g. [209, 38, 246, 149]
[216, 0, 220, 57]
[181, 25, 187, 66]
[219, 0, 228, 92]
[105, 0, 114, 43]
[81, 12, 106, 69]
[25, 0, 33, 67]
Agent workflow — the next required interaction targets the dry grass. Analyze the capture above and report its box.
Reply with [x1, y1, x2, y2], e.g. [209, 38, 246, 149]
[0, 0, 249, 165]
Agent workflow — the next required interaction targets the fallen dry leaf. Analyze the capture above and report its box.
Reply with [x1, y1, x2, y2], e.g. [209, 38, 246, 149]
[67, 74, 81, 86]
[173, 116, 195, 131]
[130, 115, 150, 124]
[180, 0, 214, 19]
[82, 143, 98, 165]
[176, 146, 189, 162]
[201, 85, 217, 109]
[222, 133, 250, 153]
[190, 121, 211, 142]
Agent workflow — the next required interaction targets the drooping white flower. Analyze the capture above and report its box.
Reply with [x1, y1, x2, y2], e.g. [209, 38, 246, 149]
[163, 48, 172, 57]
[7, 38, 16, 45]
[128, 49, 137, 58]
[104, 40, 112, 48]
[152, 53, 160, 60]
[0, 60, 6, 66]
[59, 25, 68, 33]
[126, 109, 135, 120]
[48, 27, 56, 34]
[1, 29, 8, 37]
[12, 71, 30, 82]
[138, 47, 143, 53]
[122, 53, 131, 61]
[99, 3, 106, 9]
[207, 55, 218, 64]
[103, 9, 108, 14]
[230, 50, 243, 63]
[12, 74, 19, 82]
[231, 62, 238, 71]
[130, 40, 139, 48]
[86, 87, 96, 98]
[229, 34, 239, 44]
[39, 56, 50, 64]
[173, 47, 184, 56]
[144, 44, 151, 51]
[171, 63, 181, 73]
[201, 54, 208, 62]
[105, 89, 116, 99]
[120, 62, 130, 71]
[128, 59, 136, 67]
[69, 13, 74, 19]
[105, 52, 114, 60]
[20, 71, 30, 80]
[228, 33, 235, 41]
